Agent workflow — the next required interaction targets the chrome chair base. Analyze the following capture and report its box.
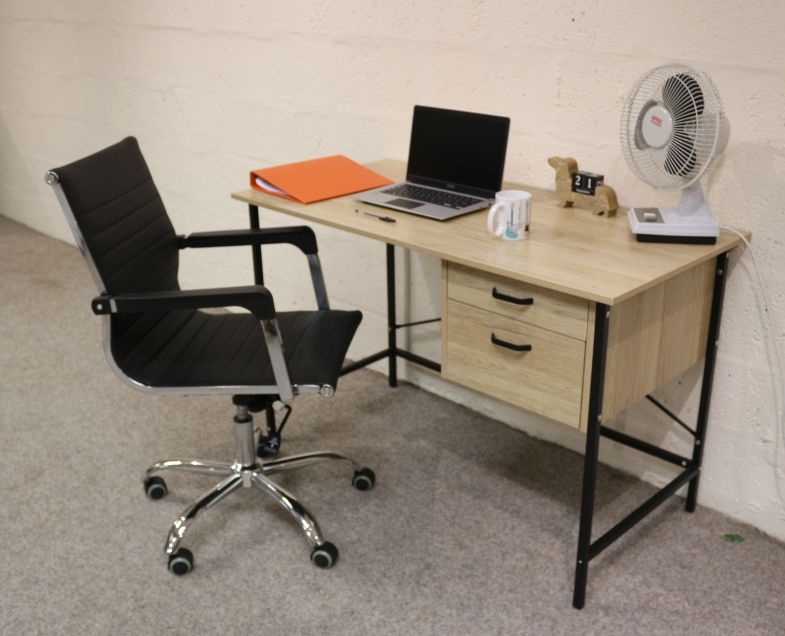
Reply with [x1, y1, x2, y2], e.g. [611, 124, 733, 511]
[143, 405, 374, 574]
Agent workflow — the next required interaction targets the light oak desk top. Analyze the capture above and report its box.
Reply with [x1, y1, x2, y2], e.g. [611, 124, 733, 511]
[232, 159, 743, 306]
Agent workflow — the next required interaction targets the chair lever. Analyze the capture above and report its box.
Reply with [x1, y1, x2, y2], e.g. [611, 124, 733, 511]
[258, 403, 293, 457]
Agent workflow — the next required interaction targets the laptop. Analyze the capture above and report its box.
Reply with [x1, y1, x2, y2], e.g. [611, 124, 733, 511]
[356, 105, 510, 220]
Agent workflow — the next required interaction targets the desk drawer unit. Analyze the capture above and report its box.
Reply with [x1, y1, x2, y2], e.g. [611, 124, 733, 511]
[442, 264, 590, 428]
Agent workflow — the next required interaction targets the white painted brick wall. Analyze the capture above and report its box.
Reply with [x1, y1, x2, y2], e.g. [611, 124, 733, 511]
[2, 1, 784, 541]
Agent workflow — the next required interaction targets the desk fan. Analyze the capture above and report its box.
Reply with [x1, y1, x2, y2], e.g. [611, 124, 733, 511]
[620, 63, 730, 244]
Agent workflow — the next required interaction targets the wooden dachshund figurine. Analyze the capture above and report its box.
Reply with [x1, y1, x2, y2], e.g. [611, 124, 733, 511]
[547, 156, 618, 217]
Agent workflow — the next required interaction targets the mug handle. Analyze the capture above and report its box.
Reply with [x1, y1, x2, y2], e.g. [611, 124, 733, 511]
[487, 203, 505, 237]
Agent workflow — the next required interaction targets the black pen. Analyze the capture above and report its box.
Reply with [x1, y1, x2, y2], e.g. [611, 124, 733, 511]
[355, 208, 396, 223]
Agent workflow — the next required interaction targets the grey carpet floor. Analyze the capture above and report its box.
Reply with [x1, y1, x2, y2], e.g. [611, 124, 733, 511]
[1, 214, 784, 635]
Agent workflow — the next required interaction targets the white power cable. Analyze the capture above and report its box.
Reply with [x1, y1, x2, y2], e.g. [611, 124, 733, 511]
[721, 226, 785, 514]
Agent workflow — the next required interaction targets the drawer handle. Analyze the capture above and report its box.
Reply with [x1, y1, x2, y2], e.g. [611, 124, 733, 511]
[491, 333, 532, 352]
[492, 287, 534, 306]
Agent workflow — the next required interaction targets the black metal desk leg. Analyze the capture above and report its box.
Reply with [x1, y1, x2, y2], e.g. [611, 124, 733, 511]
[573, 303, 611, 609]
[248, 204, 263, 285]
[341, 243, 439, 379]
[386, 243, 398, 387]
[686, 252, 729, 512]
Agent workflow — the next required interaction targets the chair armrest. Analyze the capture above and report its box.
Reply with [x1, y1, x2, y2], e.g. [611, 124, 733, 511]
[91, 285, 276, 320]
[179, 226, 318, 255]
[180, 225, 331, 311]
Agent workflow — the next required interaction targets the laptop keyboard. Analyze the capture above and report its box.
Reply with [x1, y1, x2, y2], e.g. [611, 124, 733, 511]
[382, 184, 483, 209]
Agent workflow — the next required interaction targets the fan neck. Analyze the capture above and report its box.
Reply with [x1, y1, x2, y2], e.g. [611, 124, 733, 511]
[676, 182, 711, 217]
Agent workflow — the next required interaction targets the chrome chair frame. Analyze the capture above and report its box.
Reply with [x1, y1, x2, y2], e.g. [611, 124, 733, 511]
[147, 403, 366, 567]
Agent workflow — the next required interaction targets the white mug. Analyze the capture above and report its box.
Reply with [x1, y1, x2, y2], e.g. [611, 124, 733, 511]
[487, 190, 532, 240]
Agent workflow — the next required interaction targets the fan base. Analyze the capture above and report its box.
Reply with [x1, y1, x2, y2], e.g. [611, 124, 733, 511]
[628, 207, 719, 245]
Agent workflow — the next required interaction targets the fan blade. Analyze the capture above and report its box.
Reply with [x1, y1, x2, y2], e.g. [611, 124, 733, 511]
[662, 73, 703, 177]
[663, 73, 705, 123]
[664, 137, 697, 176]
[634, 99, 658, 150]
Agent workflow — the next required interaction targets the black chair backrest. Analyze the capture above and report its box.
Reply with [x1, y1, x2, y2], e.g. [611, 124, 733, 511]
[53, 137, 180, 295]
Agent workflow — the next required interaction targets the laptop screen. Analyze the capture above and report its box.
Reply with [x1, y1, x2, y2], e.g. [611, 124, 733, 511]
[406, 105, 510, 198]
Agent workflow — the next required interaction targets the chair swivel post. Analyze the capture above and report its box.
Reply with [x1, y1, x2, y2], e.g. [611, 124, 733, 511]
[233, 404, 257, 469]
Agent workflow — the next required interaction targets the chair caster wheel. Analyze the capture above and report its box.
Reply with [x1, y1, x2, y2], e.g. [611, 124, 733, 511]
[168, 548, 194, 575]
[311, 542, 339, 569]
[352, 467, 375, 491]
[144, 475, 168, 500]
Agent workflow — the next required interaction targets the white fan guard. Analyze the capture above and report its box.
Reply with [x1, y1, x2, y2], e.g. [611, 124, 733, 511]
[621, 63, 728, 190]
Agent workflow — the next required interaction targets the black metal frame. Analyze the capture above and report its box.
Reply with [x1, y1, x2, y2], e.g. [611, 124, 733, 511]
[572, 251, 730, 608]
[340, 243, 441, 383]
[248, 204, 732, 608]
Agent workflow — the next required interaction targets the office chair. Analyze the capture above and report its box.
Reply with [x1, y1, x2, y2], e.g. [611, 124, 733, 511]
[46, 137, 374, 575]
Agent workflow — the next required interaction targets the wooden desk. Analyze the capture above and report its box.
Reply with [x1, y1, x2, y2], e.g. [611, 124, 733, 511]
[232, 159, 742, 608]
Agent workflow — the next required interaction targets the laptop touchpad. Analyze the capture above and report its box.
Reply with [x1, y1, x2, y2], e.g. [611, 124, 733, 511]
[387, 198, 424, 209]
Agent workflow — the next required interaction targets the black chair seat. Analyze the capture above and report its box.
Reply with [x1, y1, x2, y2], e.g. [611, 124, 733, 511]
[111, 308, 362, 389]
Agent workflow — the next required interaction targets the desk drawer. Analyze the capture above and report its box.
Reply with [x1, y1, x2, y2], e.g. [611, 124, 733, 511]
[443, 300, 585, 428]
[446, 264, 588, 341]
